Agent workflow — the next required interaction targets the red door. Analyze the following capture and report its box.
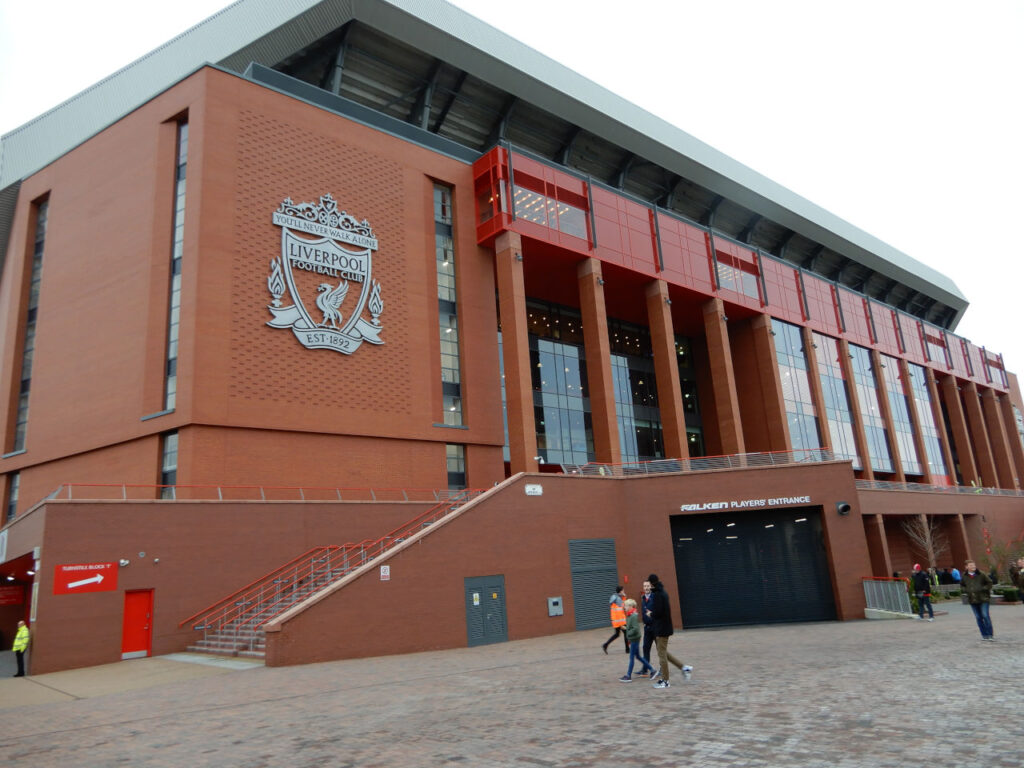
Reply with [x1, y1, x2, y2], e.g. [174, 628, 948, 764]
[121, 590, 153, 659]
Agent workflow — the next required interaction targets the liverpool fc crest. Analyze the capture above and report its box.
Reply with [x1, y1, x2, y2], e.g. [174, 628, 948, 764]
[266, 194, 384, 354]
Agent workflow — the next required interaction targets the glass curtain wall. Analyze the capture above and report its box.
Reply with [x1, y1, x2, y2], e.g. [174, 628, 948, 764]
[772, 319, 823, 453]
[434, 184, 463, 425]
[12, 200, 48, 452]
[907, 363, 951, 482]
[609, 319, 662, 462]
[676, 336, 705, 456]
[880, 354, 922, 475]
[527, 301, 593, 465]
[848, 344, 893, 472]
[813, 333, 860, 468]
[164, 123, 187, 411]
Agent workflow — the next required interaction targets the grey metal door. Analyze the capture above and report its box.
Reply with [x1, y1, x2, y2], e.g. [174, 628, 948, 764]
[569, 538, 619, 630]
[465, 575, 507, 647]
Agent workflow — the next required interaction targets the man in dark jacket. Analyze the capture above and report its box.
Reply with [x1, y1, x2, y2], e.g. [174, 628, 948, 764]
[646, 573, 692, 689]
[640, 579, 656, 676]
[911, 563, 934, 621]
[961, 560, 995, 641]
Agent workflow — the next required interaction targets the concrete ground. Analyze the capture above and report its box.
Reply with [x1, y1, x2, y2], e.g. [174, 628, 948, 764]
[0, 600, 1021, 767]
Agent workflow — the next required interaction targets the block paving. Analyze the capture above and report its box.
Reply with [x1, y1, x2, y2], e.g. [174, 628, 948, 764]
[1, 600, 1022, 767]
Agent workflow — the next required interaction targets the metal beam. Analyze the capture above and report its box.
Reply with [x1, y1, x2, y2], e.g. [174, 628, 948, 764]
[325, 23, 352, 95]
[700, 195, 724, 227]
[737, 213, 762, 244]
[616, 154, 636, 189]
[558, 126, 582, 165]
[485, 96, 518, 148]
[430, 70, 467, 134]
[407, 59, 442, 129]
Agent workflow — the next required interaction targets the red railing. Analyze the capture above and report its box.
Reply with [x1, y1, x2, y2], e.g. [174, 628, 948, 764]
[42, 483, 463, 502]
[179, 488, 485, 643]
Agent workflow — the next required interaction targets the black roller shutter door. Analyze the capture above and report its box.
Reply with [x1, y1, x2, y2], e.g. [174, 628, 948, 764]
[671, 506, 835, 628]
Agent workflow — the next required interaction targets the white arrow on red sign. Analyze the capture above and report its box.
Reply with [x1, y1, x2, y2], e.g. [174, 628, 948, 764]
[67, 574, 105, 589]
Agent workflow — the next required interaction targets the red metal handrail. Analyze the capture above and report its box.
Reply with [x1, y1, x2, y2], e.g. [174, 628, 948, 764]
[180, 488, 484, 639]
[47, 482, 462, 503]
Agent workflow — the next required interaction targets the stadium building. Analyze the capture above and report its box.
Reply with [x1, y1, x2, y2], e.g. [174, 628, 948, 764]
[1, 0, 1022, 673]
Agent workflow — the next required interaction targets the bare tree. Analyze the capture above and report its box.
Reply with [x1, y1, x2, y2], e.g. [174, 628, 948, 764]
[900, 514, 950, 569]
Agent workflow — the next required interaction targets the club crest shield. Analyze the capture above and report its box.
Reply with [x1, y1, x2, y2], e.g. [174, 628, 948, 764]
[266, 194, 384, 354]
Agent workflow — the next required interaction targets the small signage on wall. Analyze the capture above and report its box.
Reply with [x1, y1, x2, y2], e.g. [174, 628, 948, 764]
[53, 562, 118, 595]
[380, 565, 390, 581]
[524, 484, 543, 496]
[680, 495, 812, 512]
[266, 194, 385, 355]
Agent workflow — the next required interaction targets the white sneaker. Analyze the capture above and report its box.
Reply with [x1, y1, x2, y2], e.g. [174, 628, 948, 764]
[683, 665, 694, 676]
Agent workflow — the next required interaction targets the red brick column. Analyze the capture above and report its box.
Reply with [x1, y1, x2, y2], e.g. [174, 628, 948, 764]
[578, 258, 620, 464]
[938, 374, 978, 486]
[864, 514, 893, 578]
[645, 280, 688, 460]
[494, 232, 537, 473]
[801, 327, 832, 454]
[838, 339, 873, 480]
[980, 388, 1018, 489]
[997, 393, 1024, 486]
[962, 381, 998, 487]
[871, 349, 904, 481]
[701, 298, 744, 455]
[926, 369, 957, 485]
[754, 315, 789, 451]
[899, 359, 932, 484]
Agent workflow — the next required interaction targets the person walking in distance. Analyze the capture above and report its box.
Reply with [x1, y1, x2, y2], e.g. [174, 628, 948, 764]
[618, 599, 657, 682]
[601, 586, 629, 654]
[961, 560, 995, 641]
[12, 620, 29, 677]
[647, 573, 692, 688]
[640, 579, 656, 677]
[911, 563, 934, 621]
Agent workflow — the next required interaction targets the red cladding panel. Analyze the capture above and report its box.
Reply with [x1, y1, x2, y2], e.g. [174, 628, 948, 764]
[802, 274, 841, 336]
[711, 237, 762, 310]
[837, 288, 872, 345]
[760, 258, 804, 323]
[656, 214, 715, 294]
[869, 302, 901, 355]
[592, 187, 657, 275]
[898, 314, 927, 364]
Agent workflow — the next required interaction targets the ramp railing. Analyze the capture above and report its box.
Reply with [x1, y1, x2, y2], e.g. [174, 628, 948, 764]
[562, 449, 836, 476]
[179, 488, 484, 652]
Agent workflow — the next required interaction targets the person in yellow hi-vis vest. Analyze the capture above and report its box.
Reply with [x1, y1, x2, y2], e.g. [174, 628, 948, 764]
[12, 620, 29, 677]
[601, 586, 629, 654]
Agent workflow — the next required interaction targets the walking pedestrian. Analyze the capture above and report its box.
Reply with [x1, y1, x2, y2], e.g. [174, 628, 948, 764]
[618, 599, 657, 682]
[961, 560, 995, 641]
[646, 573, 692, 689]
[640, 579, 656, 677]
[1009, 556, 1024, 609]
[911, 563, 934, 621]
[12, 620, 29, 677]
[601, 586, 629, 654]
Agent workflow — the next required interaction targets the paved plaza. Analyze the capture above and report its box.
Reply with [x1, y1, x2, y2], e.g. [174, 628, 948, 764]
[1, 600, 1022, 767]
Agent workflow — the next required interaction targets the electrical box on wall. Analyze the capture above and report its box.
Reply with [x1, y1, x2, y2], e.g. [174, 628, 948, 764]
[547, 596, 563, 616]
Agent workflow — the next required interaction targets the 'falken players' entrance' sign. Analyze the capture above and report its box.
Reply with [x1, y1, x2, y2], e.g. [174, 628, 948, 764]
[53, 562, 118, 595]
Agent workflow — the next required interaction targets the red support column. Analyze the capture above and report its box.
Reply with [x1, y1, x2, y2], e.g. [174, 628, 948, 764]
[838, 339, 873, 480]
[962, 381, 998, 487]
[871, 349, 904, 481]
[702, 298, 744, 455]
[578, 258, 620, 464]
[645, 280, 688, 461]
[926, 369, 957, 485]
[899, 358, 932, 484]
[494, 232, 538, 473]
[938, 374, 978, 486]
[802, 327, 832, 454]
[980, 388, 1018, 489]
[997, 393, 1024, 487]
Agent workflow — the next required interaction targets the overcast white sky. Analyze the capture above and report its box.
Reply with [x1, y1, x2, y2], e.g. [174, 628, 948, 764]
[2, 0, 1022, 372]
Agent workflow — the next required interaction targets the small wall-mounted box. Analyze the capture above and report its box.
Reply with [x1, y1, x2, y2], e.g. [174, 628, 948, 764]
[547, 596, 563, 617]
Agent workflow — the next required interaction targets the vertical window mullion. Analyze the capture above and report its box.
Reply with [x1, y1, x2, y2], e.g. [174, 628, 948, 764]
[435, 184, 463, 426]
[164, 122, 188, 411]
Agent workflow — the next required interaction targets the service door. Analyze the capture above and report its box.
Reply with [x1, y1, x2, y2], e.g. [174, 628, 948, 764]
[464, 575, 507, 647]
[568, 538, 619, 630]
[121, 589, 154, 659]
[672, 506, 835, 628]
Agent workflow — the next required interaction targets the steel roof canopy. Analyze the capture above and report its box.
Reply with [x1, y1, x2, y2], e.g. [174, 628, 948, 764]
[0, 0, 967, 324]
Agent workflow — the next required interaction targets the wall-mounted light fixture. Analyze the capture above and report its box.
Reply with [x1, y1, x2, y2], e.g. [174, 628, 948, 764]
[836, 501, 852, 516]
[515, 253, 523, 262]
[665, 298, 672, 305]
[533, 456, 545, 465]
[721, 315, 728, 322]
[597, 278, 605, 286]
[119, 559, 130, 567]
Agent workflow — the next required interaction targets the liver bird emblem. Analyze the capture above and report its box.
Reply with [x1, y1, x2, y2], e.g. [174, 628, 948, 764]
[315, 281, 349, 329]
